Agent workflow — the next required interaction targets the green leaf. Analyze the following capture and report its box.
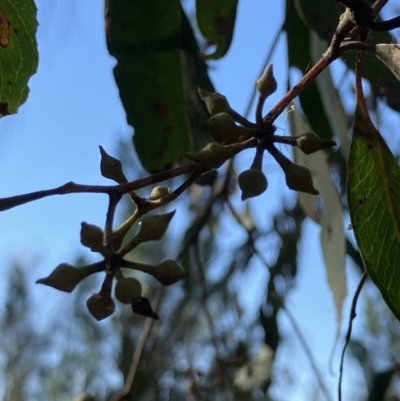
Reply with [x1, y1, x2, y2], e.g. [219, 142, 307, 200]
[105, 0, 190, 173]
[0, 0, 38, 117]
[285, 3, 333, 140]
[289, 107, 346, 356]
[348, 93, 400, 320]
[180, 8, 216, 152]
[196, 0, 238, 60]
[293, 0, 339, 39]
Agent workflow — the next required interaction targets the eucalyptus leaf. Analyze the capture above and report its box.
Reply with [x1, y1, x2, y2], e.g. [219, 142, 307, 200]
[196, 0, 238, 60]
[0, 0, 38, 117]
[348, 88, 400, 320]
[105, 0, 190, 173]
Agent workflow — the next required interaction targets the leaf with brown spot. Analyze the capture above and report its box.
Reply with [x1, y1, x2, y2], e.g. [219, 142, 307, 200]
[348, 75, 400, 321]
[105, 0, 190, 173]
[196, 0, 238, 60]
[0, 1, 38, 118]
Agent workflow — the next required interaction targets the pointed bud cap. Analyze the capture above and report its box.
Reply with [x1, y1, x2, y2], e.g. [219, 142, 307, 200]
[150, 260, 188, 286]
[123, 211, 176, 252]
[149, 186, 171, 200]
[200, 112, 241, 143]
[256, 65, 277, 99]
[271, 149, 318, 195]
[80, 222, 104, 252]
[295, 132, 336, 154]
[238, 168, 268, 200]
[198, 88, 232, 115]
[86, 293, 115, 321]
[195, 169, 218, 186]
[36, 263, 99, 293]
[115, 277, 142, 304]
[187, 140, 254, 169]
[99, 146, 128, 184]
[131, 297, 159, 319]
[283, 162, 318, 195]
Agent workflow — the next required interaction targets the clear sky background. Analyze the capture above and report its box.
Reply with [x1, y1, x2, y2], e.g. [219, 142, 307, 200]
[1, 1, 399, 399]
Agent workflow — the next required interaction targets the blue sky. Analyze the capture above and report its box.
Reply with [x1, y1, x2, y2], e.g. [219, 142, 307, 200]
[1, 0, 398, 399]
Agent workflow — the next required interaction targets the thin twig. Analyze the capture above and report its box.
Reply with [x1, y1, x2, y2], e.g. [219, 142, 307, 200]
[0, 163, 200, 213]
[251, 142, 265, 170]
[110, 286, 164, 401]
[282, 304, 333, 401]
[372, 0, 389, 15]
[338, 271, 367, 401]
[264, 53, 338, 124]
[255, 95, 266, 126]
[104, 193, 122, 253]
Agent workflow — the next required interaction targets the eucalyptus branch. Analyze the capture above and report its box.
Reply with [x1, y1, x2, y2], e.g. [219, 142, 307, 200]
[372, 0, 389, 15]
[138, 168, 206, 214]
[263, 0, 373, 125]
[0, 163, 200, 213]
[264, 53, 337, 124]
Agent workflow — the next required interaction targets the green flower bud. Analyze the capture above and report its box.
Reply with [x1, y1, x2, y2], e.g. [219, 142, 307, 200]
[284, 162, 318, 195]
[80, 222, 104, 252]
[131, 297, 159, 319]
[272, 150, 318, 195]
[150, 260, 188, 286]
[256, 65, 277, 99]
[36, 263, 100, 293]
[149, 185, 171, 200]
[198, 87, 232, 115]
[200, 112, 241, 143]
[120, 260, 188, 286]
[86, 293, 115, 321]
[295, 132, 336, 154]
[121, 211, 175, 252]
[115, 277, 142, 304]
[99, 146, 128, 184]
[195, 169, 218, 186]
[238, 168, 268, 200]
[187, 140, 255, 169]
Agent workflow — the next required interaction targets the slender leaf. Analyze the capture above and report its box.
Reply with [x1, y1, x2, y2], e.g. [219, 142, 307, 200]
[289, 107, 346, 339]
[0, 0, 38, 117]
[105, 0, 190, 173]
[348, 87, 400, 320]
[196, 0, 238, 60]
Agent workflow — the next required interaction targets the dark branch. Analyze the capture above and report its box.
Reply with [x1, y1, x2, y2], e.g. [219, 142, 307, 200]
[338, 271, 367, 401]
